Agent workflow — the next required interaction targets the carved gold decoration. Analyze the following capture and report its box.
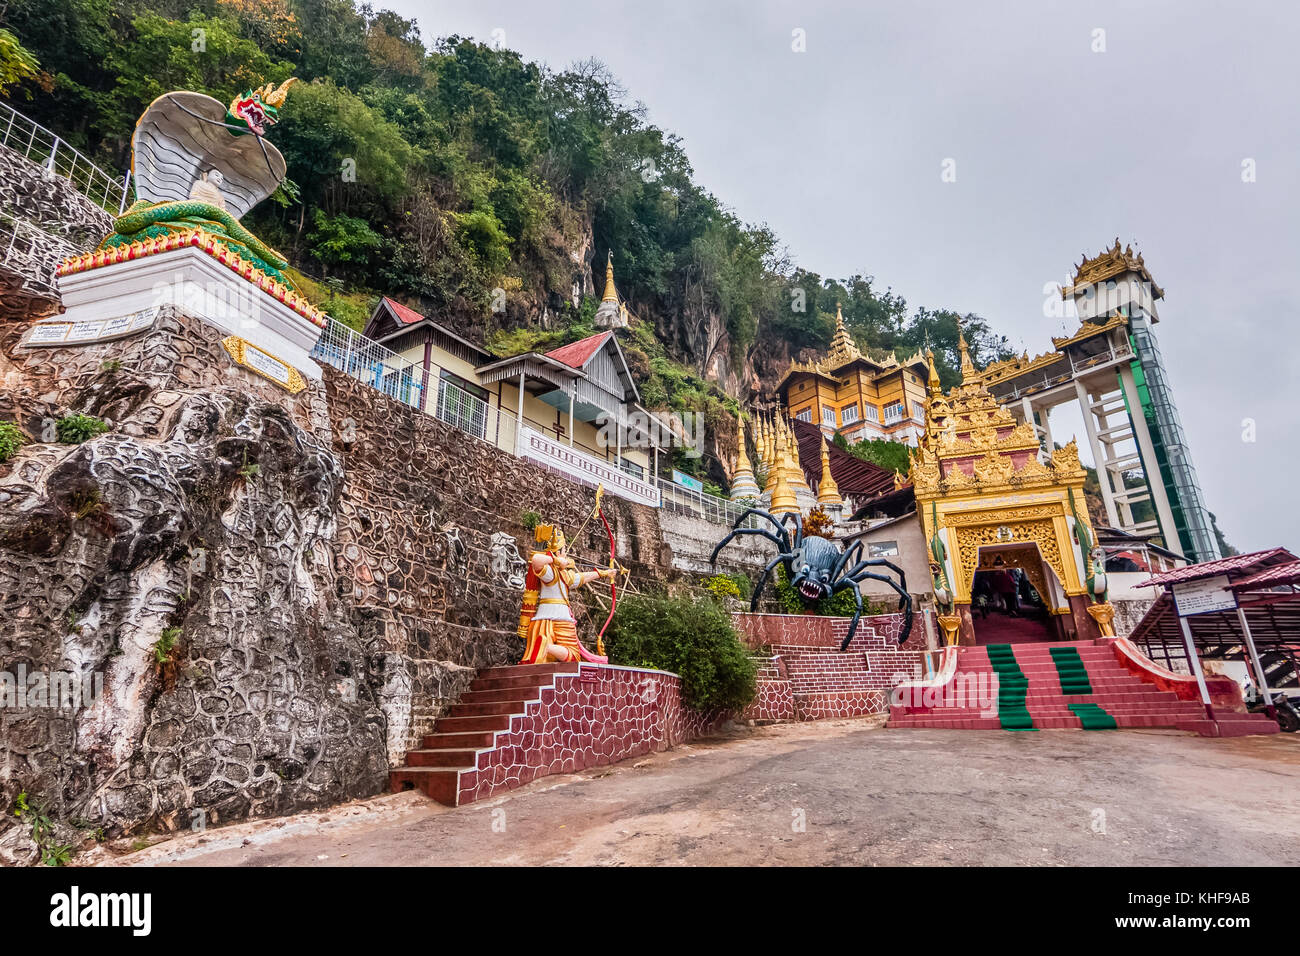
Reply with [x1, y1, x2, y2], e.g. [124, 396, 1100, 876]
[220, 335, 307, 393]
[955, 519, 1068, 601]
[1067, 237, 1163, 298]
[1050, 439, 1085, 478]
[1086, 602, 1117, 638]
[937, 614, 961, 646]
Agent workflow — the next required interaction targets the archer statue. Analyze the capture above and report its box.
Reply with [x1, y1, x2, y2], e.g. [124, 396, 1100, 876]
[516, 487, 625, 665]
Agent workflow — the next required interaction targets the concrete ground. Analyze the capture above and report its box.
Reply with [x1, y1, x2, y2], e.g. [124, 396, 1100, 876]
[92, 721, 1300, 867]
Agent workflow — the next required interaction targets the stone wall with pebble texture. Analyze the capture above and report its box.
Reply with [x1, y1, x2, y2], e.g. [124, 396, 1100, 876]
[0, 299, 756, 857]
[0, 145, 114, 317]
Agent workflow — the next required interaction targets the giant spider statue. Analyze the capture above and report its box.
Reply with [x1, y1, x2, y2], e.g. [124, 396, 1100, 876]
[710, 508, 913, 651]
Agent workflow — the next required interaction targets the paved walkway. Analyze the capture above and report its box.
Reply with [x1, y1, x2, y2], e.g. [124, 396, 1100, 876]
[96, 721, 1300, 867]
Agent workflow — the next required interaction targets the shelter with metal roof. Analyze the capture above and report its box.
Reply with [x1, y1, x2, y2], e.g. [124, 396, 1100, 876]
[1129, 548, 1300, 702]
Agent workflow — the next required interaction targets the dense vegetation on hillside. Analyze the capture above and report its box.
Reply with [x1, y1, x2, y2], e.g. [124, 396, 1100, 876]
[1, 0, 1018, 482]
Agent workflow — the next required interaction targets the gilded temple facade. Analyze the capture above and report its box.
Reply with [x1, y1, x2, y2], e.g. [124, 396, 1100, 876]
[777, 305, 930, 446]
[910, 331, 1105, 645]
[967, 240, 1219, 562]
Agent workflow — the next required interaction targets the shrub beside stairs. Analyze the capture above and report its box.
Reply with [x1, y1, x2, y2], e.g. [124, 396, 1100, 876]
[889, 639, 1280, 735]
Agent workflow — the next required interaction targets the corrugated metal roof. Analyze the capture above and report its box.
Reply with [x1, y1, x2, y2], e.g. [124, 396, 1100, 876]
[545, 331, 613, 369]
[1232, 560, 1300, 591]
[381, 296, 425, 325]
[1136, 548, 1297, 588]
[791, 418, 900, 498]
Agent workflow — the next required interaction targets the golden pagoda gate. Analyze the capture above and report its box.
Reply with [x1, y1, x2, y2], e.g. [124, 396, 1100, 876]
[909, 329, 1114, 646]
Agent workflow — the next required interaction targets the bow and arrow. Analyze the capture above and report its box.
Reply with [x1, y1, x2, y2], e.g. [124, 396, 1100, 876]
[568, 484, 631, 656]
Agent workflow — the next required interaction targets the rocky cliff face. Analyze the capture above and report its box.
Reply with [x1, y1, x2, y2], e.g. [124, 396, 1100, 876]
[0, 297, 767, 859]
[0, 311, 393, 859]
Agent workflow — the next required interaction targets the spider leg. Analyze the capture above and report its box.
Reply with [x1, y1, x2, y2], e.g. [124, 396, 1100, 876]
[845, 569, 915, 646]
[831, 541, 864, 582]
[710, 527, 785, 567]
[833, 580, 863, 652]
[731, 508, 791, 551]
[750, 554, 786, 611]
[844, 557, 910, 602]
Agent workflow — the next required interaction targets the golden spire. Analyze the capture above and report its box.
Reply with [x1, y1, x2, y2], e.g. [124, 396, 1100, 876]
[826, 301, 862, 366]
[925, 345, 942, 396]
[764, 412, 776, 471]
[816, 438, 842, 507]
[730, 414, 761, 500]
[769, 422, 798, 514]
[785, 416, 811, 493]
[956, 316, 977, 383]
[601, 250, 617, 302]
[761, 413, 778, 495]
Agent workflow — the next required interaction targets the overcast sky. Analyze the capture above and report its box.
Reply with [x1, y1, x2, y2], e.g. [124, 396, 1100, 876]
[393, 0, 1300, 554]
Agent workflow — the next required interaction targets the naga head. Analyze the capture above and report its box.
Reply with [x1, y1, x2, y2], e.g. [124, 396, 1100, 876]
[227, 78, 297, 137]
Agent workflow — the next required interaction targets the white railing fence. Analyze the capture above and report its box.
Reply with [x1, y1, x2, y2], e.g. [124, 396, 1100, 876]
[311, 315, 427, 410]
[0, 99, 131, 213]
[656, 477, 759, 528]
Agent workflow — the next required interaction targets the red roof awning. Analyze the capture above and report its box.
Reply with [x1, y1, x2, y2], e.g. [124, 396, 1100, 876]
[1135, 548, 1297, 588]
[545, 331, 613, 369]
[1232, 561, 1300, 592]
[381, 296, 426, 325]
[791, 417, 900, 499]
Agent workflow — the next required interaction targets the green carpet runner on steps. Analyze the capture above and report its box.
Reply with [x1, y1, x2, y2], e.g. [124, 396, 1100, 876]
[1067, 702, 1118, 729]
[985, 644, 1035, 731]
[1048, 646, 1093, 694]
[1048, 646, 1117, 730]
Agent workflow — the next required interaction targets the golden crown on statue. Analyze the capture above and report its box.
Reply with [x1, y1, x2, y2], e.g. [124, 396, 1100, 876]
[533, 524, 566, 551]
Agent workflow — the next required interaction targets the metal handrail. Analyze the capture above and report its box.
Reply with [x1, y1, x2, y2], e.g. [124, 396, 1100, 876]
[0, 99, 131, 213]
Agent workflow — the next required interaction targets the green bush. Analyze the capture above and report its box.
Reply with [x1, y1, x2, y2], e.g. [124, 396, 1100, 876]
[604, 592, 756, 712]
[0, 421, 23, 463]
[703, 574, 742, 600]
[55, 414, 108, 445]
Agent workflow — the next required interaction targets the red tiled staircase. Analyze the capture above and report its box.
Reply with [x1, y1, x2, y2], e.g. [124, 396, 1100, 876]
[389, 662, 578, 805]
[889, 640, 1280, 735]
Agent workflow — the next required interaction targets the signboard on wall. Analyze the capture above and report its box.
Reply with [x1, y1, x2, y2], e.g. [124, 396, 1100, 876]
[1172, 574, 1237, 617]
[21, 308, 160, 348]
[672, 470, 704, 492]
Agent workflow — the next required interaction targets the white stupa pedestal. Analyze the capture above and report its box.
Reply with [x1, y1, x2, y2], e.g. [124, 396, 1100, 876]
[55, 243, 324, 379]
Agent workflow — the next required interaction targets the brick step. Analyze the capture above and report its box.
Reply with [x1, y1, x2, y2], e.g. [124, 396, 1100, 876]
[390, 767, 459, 805]
[1207, 715, 1280, 737]
[470, 674, 560, 692]
[1026, 704, 1203, 717]
[960, 648, 1112, 660]
[956, 661, 1138, 673]
[459, 688, 541, 705]
[432, 714, 512, 733]
[447, 701, 527, 718]
[474, 662, 579, 680]
[405, 748, 481, 768]
[1018, 692, 1197, 705]
[422, 730, 496, 749]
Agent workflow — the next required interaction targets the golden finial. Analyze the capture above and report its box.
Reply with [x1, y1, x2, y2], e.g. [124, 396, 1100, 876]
[785, 416, 810, 493]
[769, 422, 798, 514]
[601, 251, 617, 303]
[955, 315, 976, 384]
[817, 438, 842, 507]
